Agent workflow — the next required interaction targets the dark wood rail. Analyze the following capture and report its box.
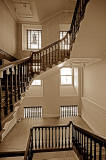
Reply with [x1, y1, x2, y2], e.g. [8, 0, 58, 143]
[0, 0, 90, 132]
[0, 49, 17, 62]
[24, 129, 33, 160]
[0, 56, 31, 130]
[24, 121, 106, 160]
[72, 124, 106, 160]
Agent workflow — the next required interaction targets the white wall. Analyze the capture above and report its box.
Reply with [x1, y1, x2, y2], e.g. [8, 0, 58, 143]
[82, 59, 106, 138]
[0, 0, 17, 56]
[74, 67, 78, 95]
[19, 66, 79, 118]
[72, 0, 106, 58]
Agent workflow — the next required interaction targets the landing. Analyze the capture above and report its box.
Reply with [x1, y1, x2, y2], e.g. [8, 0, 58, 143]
[0, 117, 92, 152]
[33, 150, 79, 160]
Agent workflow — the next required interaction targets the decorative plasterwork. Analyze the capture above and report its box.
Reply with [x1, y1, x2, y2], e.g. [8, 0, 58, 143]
[13, 0, 32, 18]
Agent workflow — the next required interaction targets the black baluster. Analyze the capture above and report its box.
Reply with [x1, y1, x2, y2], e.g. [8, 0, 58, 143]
[38, 128, 40, 148]
[90, 138, 92, 160]
[58, 127, 60, 148]
[49, 127, 50, 148]
[94, 141, 96, 160]
[69, 124, 70, 148]
[55, 127, 57, 147]
[35, 128, 37, 149]
[52, 127, 53, 148]
[99, 143, 102, 160]
[82, 133, 84, 154]
[86, 136, 88, 160]
[42, 128, 43, 149]
[64, 127, 67, 148]
[62, 127, 63, 148]
[45, 128, 47, 148]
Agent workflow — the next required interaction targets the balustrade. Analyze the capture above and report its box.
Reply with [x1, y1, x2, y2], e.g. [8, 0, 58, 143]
[60, 105, 78, 118]
[24, 122, 106, 160]
[0, 58, 31, 130]
[0, 0, 90, 134]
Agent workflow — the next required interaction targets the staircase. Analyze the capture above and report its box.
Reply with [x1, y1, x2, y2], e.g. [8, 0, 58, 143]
[1, 0, 105, 160]
[0, 49, 17, 64]
[24, 122, 106, 160]
[0, 0, 90, 132]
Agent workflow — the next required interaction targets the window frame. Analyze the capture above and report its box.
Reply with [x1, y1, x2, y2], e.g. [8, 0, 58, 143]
[31, 80, 42, 86]
[60, 67, 73, 86]
[59, 31, 70, 50]
[27, 29, 42, 50]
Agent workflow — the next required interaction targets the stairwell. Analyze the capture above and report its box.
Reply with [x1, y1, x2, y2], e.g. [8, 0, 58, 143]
[0, 0, 106, 160]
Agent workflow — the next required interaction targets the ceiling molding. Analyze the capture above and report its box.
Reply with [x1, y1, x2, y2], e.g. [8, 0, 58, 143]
[3, 0, 18, 21]
[40, 10, 73, 24]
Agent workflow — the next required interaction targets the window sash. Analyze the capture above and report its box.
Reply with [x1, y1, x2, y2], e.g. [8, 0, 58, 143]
[31, 80, 42, 86]
[27, 30, 41, 50]
[61, 75, 72, 85]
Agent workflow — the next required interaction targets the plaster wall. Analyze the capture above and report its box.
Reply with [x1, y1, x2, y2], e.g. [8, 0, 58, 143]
[0, 0, 17, 56]
[82, 59, 106, 138]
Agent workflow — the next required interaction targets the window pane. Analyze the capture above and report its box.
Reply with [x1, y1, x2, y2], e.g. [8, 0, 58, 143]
[60, 31, 70, 50]
[60, 68, 72, 75]
[61, 76, 72, 85]
[27, 30, 41, 50]
[31, 80, 41, 86]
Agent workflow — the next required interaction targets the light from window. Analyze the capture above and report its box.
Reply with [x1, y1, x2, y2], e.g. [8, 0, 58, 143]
[27, 30, 41, 50]
[60, 31, 70, 50]
[31, 80, 41, 86]
[60, 68, 72, 85]
[60, 31, 67, 39]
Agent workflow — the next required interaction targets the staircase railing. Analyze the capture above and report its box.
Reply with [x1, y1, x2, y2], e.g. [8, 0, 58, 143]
[72, 124, 106, 160]
[0, 0, 90, 131]
[24, 122, 106, 160]
[31, 0, 90, 75]
[0, 57, 31, 130]
[0, 49, 17, 62]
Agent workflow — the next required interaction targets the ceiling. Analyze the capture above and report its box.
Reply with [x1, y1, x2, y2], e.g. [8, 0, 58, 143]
[3, 0, 76, 23]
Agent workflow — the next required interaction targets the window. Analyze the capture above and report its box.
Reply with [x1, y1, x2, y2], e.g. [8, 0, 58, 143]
[60, 67, 72, 85]
[60, 31, 67, 39]
[31, 80, 42, 86]
[27, 30, 41, 50]
[60, 31, 70, 50]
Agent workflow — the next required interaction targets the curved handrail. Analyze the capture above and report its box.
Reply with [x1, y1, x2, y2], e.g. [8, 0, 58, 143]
[32, 31, 70, 54]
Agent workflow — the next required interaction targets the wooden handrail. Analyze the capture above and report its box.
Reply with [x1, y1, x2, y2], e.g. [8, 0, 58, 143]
[0, 49, 17, 61]
[24, 129, 33, 160]
[73, 124, 106, 144]
[32, 31, 70, 54]
[0, 56, 30, 72]
[24, 121, 106, 160]
[32, 121, 72, 129]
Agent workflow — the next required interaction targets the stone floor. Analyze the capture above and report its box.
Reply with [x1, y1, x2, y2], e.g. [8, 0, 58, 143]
[0, 116, 92, 160]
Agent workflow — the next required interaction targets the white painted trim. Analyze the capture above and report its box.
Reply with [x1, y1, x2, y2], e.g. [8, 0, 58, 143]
[41, 10, 73, 24]
[82, 114, 106, 139]
[81, 97, 106, 113]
